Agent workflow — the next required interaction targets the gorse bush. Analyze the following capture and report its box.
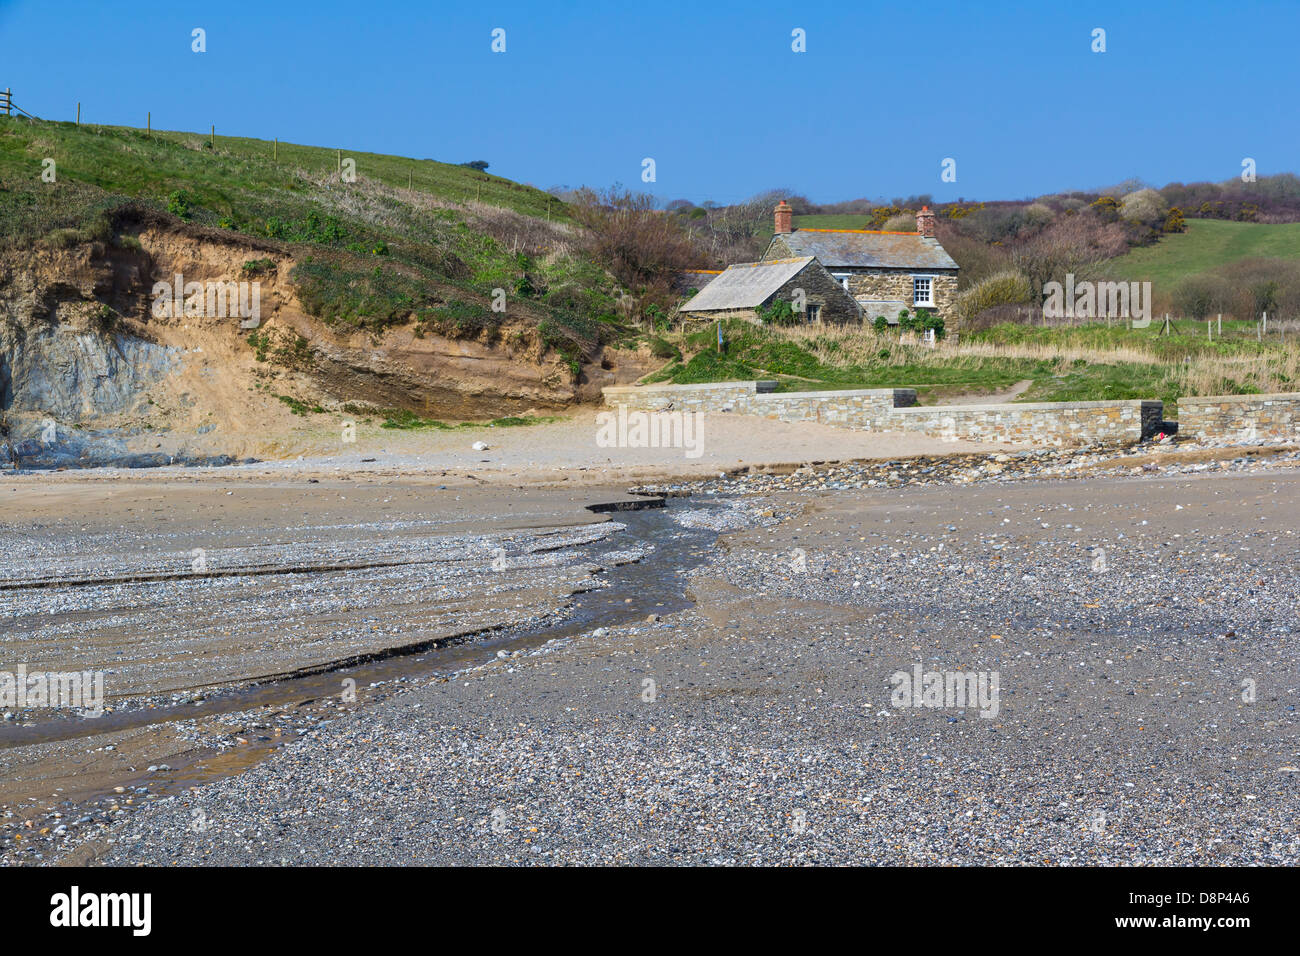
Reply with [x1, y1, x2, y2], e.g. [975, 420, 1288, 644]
[265, 210, 347, 244]
[167, 190, 194, 220]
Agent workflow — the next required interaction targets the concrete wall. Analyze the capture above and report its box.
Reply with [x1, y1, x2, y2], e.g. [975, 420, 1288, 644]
[1178, 393, 1300, 442]
[602, 381, 1162, 447]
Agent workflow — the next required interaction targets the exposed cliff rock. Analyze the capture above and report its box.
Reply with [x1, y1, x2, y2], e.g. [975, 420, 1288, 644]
[0, 213, 654, 467]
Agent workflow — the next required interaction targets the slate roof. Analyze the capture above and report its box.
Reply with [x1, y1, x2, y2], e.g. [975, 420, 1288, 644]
[673, 270, 723, 295]
[774, 230, 958, 271]
[680, 257, 816, 312]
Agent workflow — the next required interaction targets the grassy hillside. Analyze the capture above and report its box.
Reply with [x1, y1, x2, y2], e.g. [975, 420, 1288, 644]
[0, 118, 564, 227]
[790, 214, 877, 230]
[0, 115, 621, 370]
[1109, 219, 1300, 286]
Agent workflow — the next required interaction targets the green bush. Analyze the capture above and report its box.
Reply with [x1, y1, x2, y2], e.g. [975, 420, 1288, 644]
[167, 190, 194, 220]
[755, 299, 801, 326]
[954, 270, 1032, 322]
[648, 336, 681, 360]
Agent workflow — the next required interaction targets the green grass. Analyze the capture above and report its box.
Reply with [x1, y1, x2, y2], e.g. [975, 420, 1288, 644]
[378, 410, 559, 430]
[790, 214, 879, 230]
[1108, 219, 1300, 286]
[643, 319, 1300, 414]
[274, 394, 325, 416]
[0, 117, 564, 225]
[648, 321, 1036, 397]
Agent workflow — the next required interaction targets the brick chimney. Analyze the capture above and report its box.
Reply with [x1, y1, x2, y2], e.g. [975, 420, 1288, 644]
[774, 199, 793, 235]
[916, 205, 936, 237]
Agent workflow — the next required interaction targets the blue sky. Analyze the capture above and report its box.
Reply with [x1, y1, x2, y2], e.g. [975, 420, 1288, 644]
[0, 0, 1293, 205]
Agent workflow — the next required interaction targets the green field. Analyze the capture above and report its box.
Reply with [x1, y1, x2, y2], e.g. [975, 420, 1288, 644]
[790, 214, 877, 230]
[1104, 219, 1300, 285]
[0, 117, 563, 225]
[794, 214, 1300, 290]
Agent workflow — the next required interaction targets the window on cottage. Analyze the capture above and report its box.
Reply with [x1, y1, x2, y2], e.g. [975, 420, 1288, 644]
[913, 276, 934, 307]
[806, 304, 821, 323]
[832, 273, 851, 291]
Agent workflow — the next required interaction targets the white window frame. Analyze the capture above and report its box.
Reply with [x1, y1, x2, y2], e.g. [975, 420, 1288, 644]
[912, 274, 935, 308]
[831, 273, 852, 292]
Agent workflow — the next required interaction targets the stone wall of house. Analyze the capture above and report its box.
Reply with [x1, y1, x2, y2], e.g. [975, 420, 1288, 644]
[774, 263, 862, 323]
[766, 236, 797, 260]
[602, 381, 1162, 447]
[849, 270, 959, 325]
[1178, 393, 1300, 441]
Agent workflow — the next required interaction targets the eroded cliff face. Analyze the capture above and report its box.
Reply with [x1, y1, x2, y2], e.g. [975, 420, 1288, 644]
[0, 217, 651, 465]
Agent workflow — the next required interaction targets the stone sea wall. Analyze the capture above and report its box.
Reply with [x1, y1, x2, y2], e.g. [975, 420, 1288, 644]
[602, 381, 1164, 447]
[1178, 393, 1300, 442]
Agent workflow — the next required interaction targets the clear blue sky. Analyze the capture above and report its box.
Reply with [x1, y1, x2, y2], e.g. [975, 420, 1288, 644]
[0, 0, 1293, 205]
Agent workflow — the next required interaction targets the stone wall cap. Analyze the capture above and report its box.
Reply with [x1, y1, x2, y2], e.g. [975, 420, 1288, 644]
[890, 399, 1159, 414]
[759, 388, 902, 400]
[1179, 392, 1300, 404]
[602, 381, 773, 395]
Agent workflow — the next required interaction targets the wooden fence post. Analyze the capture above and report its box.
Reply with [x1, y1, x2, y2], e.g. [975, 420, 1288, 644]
[147, 112, 151, 136]
[2, 89, 10, 116]
[76, 102, 80, 126]
[210, 124, 215, 148]
[274, 138, 278, 161]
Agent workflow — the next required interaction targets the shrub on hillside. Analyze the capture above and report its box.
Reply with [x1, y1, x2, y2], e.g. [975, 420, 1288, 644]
[1119, 188, 1168, 226]
[1173, 274, 1230, 320]
[954, 270, 1033, 322]
[569, 186, 699, 313]
[648, 336, 681, 360]
[1022, 203, 1055, 227]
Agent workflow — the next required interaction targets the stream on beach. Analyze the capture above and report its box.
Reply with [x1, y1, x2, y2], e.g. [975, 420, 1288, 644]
[0, 492, 728, 824]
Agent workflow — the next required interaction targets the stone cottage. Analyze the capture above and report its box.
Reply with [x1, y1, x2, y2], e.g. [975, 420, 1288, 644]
[679, 256, 862, 324]
[762, 201, 959, 325]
